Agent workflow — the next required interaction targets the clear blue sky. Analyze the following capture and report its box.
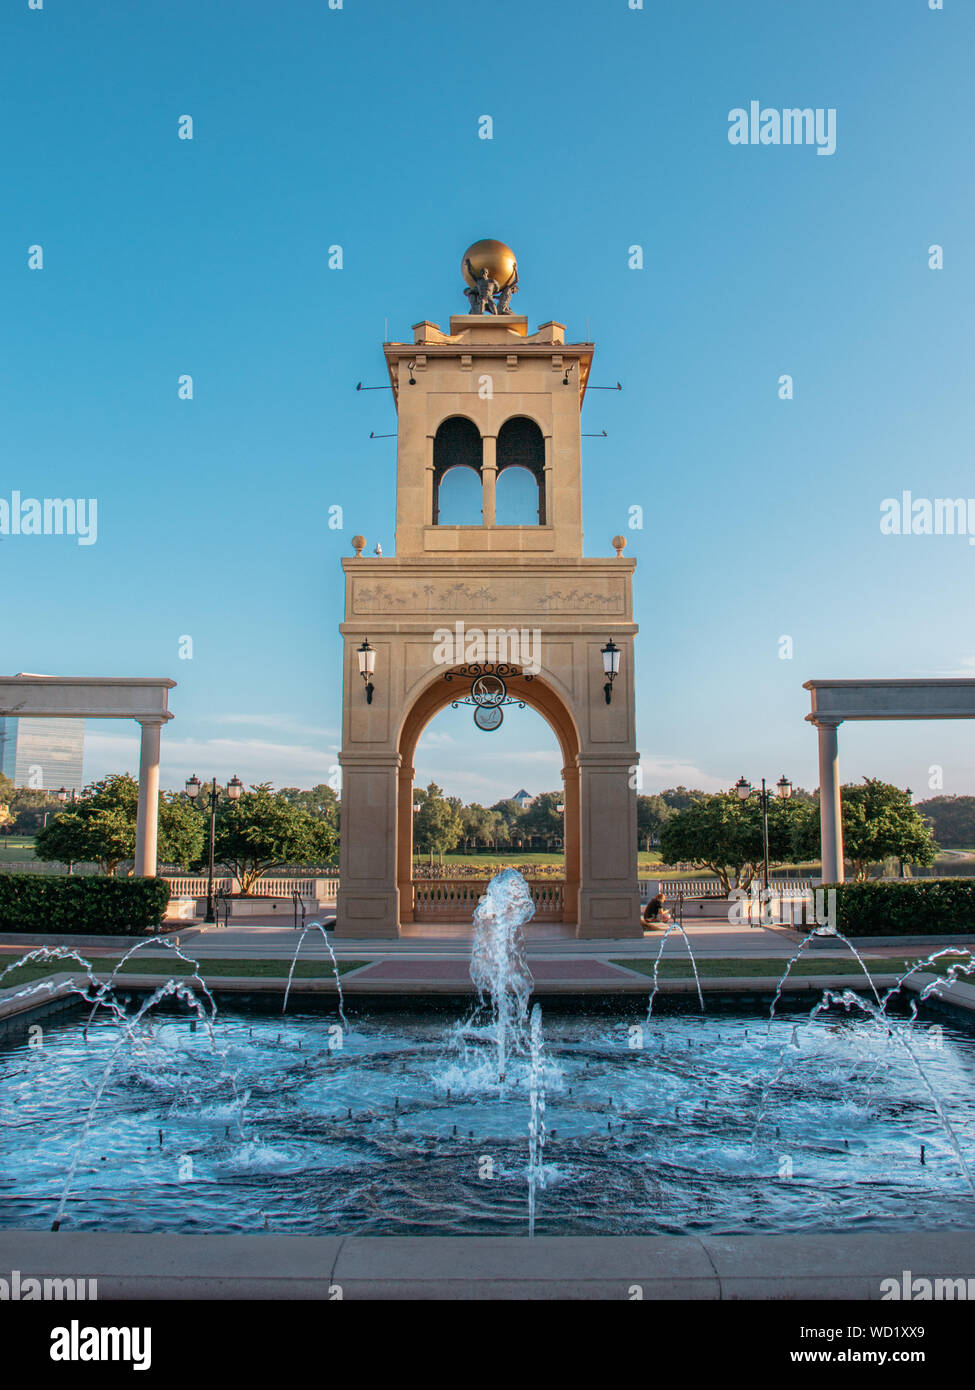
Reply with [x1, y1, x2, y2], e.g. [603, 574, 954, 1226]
[2, 0, 973, 804]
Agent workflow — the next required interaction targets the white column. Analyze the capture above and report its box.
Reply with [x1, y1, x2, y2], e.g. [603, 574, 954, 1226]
[817, 718, 844, 883]
[134, 718, 163, 877]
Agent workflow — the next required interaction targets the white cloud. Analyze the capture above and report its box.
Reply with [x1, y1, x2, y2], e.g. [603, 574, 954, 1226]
[84, 731, 340, 791]
[635, 755, 727, 793]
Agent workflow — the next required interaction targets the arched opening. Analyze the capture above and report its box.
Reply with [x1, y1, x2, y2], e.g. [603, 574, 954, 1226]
[396, 669, 581, 926]
[433, 417, 482, 525]
[496, 417, 545, 524]
[496, 465, 542, 526]
[435, 466, 483, 525]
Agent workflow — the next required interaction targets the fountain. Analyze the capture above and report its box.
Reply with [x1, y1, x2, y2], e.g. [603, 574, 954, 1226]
[2, 870, 975, 1240]
[283, 921, 348, 1032]
[467, 867, 536, 1087]
[526, 1002, 547, 1236]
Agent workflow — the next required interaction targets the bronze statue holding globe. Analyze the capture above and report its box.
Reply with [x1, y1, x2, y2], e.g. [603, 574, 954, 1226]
[461, 239, 519, 315]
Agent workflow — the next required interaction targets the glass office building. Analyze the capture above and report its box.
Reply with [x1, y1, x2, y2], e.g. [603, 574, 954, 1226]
[0, 718, 85, 792]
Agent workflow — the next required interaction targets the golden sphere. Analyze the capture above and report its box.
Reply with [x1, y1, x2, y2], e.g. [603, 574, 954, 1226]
[462, 239, 517, 290]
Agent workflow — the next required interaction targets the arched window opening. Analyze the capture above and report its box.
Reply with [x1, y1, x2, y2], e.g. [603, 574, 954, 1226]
[436, 466, 483, 526]
[495, 466, 542, 525]
[433, 417, 482, 525]
[496, 417, 545, 525]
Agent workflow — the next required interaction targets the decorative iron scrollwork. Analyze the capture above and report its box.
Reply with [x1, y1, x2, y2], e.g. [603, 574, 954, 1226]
[442, 664, 530, 731]
[443, 662, 532, 682]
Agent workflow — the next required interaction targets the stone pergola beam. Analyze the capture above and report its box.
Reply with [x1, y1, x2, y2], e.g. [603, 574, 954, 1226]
[804, 678, 975, 884]
[0, 675, 175, 877]
[805, 678, 975, 722]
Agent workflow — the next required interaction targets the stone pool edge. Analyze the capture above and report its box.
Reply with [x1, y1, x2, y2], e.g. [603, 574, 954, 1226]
[3, 970, 975, 1027]
[1, 1229, 973, 1300]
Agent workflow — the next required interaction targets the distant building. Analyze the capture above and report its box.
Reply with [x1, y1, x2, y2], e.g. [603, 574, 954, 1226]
[0, 717, 85, 792]
[511, 788, 534, 808]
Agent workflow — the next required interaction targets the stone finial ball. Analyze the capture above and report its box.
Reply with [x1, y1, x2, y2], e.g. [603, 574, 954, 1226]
[612, 535, 626, 556]
[351, 535, 366, 556]
[462, 239, 517, 290]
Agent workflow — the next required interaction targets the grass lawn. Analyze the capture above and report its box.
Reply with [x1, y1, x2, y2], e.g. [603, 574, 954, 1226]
[419, 852, 566, 868]
[0, 957, 369, 988]
[0, 838, 37, 863]
[611, 955, 972, 980]
[416, 852, 667, 873]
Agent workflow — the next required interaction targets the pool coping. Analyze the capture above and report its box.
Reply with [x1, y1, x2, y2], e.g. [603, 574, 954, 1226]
[1, 1229, 974, 1300]
[2, 970, 974, 1025]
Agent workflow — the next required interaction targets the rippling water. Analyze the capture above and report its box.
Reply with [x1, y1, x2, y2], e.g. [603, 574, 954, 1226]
[1, 998, 974, 1236]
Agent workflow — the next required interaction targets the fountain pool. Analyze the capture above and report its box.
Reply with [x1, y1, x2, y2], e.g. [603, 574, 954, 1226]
[2, 994, 974, 1238]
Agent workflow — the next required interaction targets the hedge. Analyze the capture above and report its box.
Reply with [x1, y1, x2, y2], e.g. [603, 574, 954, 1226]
[826, 878, 975, 936]
[0, 875, 171, 935]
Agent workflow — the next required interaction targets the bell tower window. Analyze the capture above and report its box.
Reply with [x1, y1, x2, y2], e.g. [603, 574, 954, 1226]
[432, 416, 482, 525]
[496, 416, 545, 525]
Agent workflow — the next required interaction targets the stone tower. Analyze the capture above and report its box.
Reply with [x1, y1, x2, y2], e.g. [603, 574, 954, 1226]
[336, 245, 640, 938]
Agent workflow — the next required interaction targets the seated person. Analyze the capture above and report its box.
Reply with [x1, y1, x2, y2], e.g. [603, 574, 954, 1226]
[641, 891, 672, 929]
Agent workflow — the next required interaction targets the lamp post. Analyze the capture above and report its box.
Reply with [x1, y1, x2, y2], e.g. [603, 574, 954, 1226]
[600, 639, 621, 705]
[357, 639, 377, 704]
[734, 774, 792, 895]
[412, 801, 428, 869]
[185, 774, 243, 923]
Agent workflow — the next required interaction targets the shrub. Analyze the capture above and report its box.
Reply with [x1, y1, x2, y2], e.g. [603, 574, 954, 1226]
[827, 878, 975, 936]
[0, 875, 171, 935]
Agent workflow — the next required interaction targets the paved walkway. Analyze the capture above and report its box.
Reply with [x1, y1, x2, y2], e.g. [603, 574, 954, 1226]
[141, 919, 808, 959]
[159, 918, 947, 961]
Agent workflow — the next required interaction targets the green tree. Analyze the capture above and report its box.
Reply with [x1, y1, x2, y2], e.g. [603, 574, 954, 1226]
[35, 773, 204, 874]
[521, 791, 565, 849]
[913, 794, 975, 849]
[637, 794, 670, 851]
[460, 802, 500, 850]
[490, 798, 526, 848]
[658, 790, 812, 894]
[7, 786, 62, 835]
[838, 779, 938, 881]
[413, 782, 463, 865]
[159, 795, 207, 869]
[659, 786, 708, 813]
[210, 783, 338, 893]
[277, 784, 340, 828]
